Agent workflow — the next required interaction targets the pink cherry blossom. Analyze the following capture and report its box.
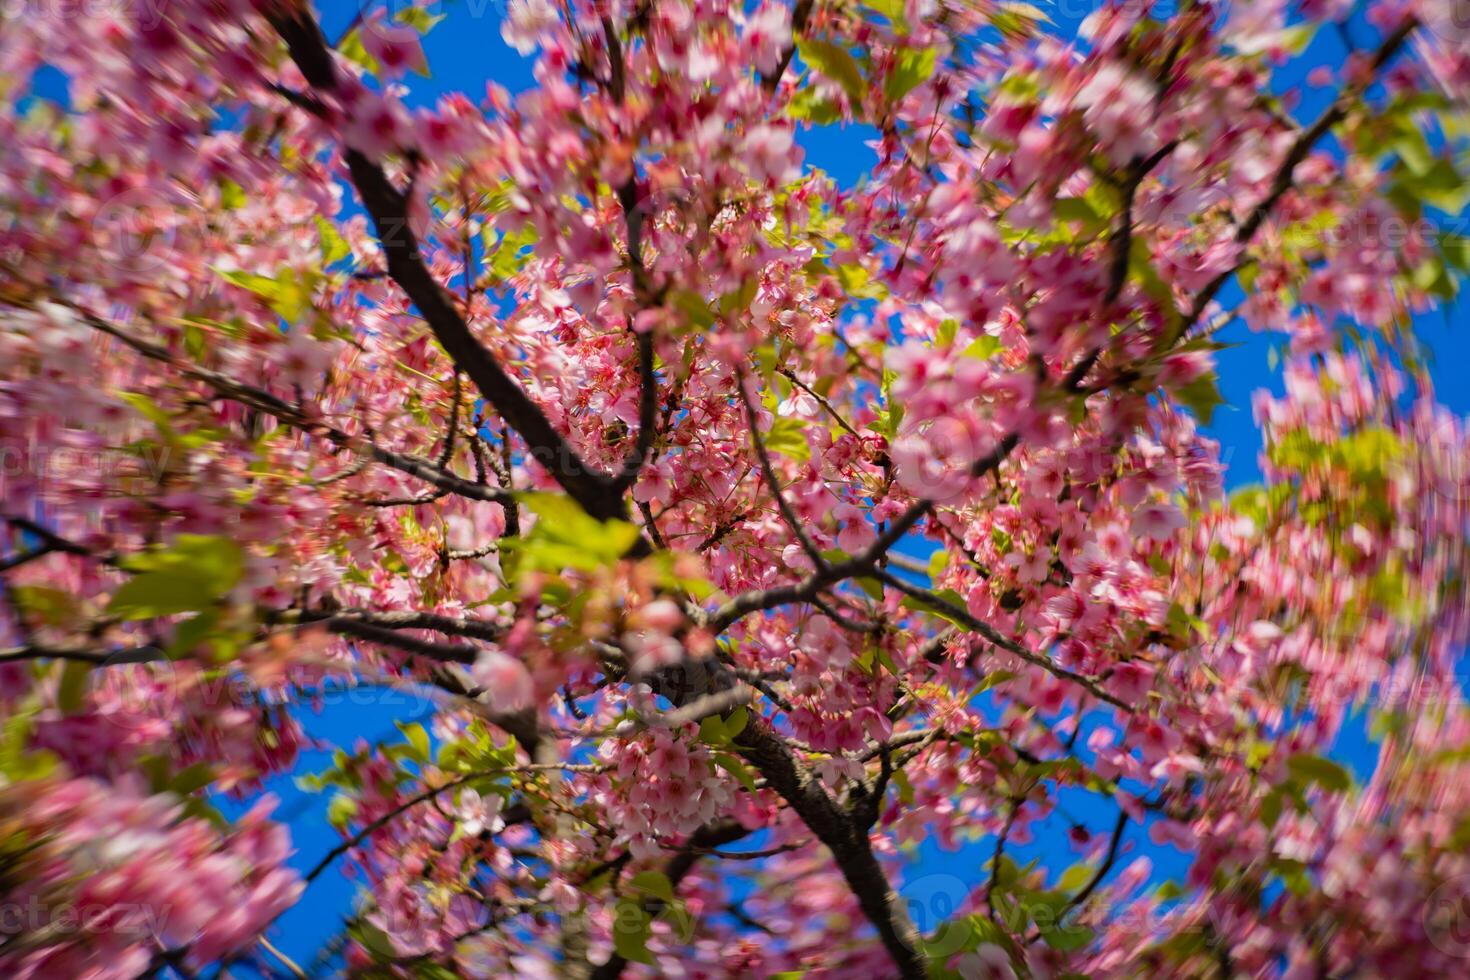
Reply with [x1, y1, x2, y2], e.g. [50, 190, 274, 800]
[0, 1, 1468, 975]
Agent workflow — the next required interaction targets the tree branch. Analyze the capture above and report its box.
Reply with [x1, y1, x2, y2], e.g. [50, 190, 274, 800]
[737, 369, 829, 570]
[268, 11, 626, 521]
[588, 819, 753, 980]
[1173, 17, 1416, 343]
[871, 567, 1129, 710]
[733, 714, 927, 977]
[760, 0, 815, 91]
[73, 308, 514, 505]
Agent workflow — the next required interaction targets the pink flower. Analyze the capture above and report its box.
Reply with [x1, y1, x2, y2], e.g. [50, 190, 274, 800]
[455, 788, 505, 836]
[472, 651, 535, 711]
[834, 502, 876, 552]
[744, 3, 792, 75]
[744, 124, 801, 185]
[1074, 62, 1157, 165]
[360, 17, 429, 78]
[501, 0, 558, 55]
[1131, 500, 1186, 542]
[340, 90, 410, 160]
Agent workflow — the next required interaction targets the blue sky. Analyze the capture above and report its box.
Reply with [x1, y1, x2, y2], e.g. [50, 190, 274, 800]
[220, 1, 1470, 970]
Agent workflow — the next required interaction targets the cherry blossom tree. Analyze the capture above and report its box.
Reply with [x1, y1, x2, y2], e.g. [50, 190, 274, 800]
[2, 0, 1470, 976]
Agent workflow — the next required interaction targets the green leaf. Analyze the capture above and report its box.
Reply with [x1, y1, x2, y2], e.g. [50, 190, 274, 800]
[833, 260, 885, 299]
[612, 899, 654, 965]
[899, 589, 971, 628]
[167, 761, 217, 796]
[990, 1, 1052, 39]
[56, 660, 91, 714]
[215, 267, 314, 324]
[1053, 196, 1107, 233]
[485, 223, 539, 283]
[860, 0, 908, 29]
[718, 278, 757, 316]
[798, 39, 866, 105]
[698, 714, 728, 746]
[315, 216, 351, 266]
[0, 708, 57, 781]
[1285, 753, 1352, 794]
[109, 535, 243, 620]
[1155, 879, 1187, 901]
[976, 670, 1019, 693]
[723, 706, 749, 741]
[108, 571, 222, 620]
[1056, 862, 1094, 892]
[217, 179, 246, 211]
[884, 47, 936, 104]
[764, 416, 811, 462]
[395, 721, 432, 764]
[1441, 232, 1470, 271]
[715, 752, 761, 793]
[629, 870, 676, 903]
[350, 921, 397, 962]
[327, 794, 359, 829]
[395, 6, 445, 32]
[787, 88, 843, 125]
[1128, 238, 1177, 321]
[997, 0, 1051, 21]
[1174, 374, 1225, 425]
[168, 610, 221, 660]
[131, 537, 242, 590]
[338, 29, 380, 76]
[1039, 922, 1094, 953]
[10, 585, 78, 628]
[893, 767, 915, 804]
[508, 493, 640, 572]
[961, 335, 1002, 360]
[1394, 128, 1437, 176]
[1268, 856, 1313, 895]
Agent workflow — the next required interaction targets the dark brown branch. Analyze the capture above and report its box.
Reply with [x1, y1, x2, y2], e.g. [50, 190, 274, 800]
[3, 517, 93, 572]
[734, 715, 927, 977]
[759, 0, 815, 91]
[737, 369, 828, 570]
[284, 608, 507, 644]
[778, 367, 861, 439]
[1172, 18, 1416, 343]
[707, 433, 1019, 633]
[0, 644, 162, 666]
[598, 12, 660, 495]
[589, 819, 753, 980]
[872, 568, 1129, 710]
[0, 608, 506, 670]
[305, 763, 599, 883]
[1043, 809, 1128, 933]
[75, 309, 513, 506]
[269, 11, 626, 522]
[611, 329, 658, 492]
